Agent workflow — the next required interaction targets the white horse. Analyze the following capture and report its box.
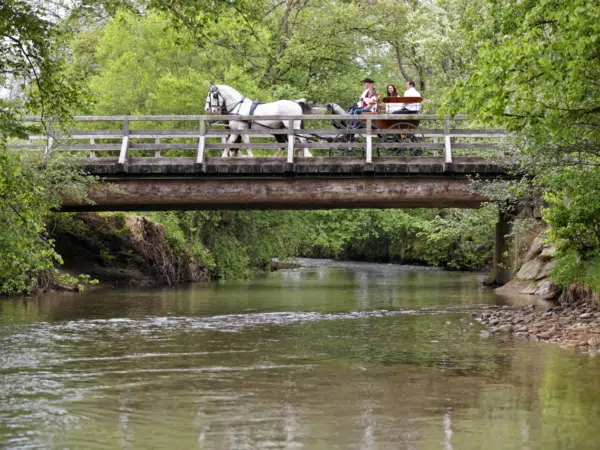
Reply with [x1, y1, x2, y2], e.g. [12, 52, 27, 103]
[327, 103, 353, 128]
[204, 83, 312, 158]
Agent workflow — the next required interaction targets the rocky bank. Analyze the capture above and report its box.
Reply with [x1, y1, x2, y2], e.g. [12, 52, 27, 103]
[479, 219, 600, 353]
[477, 303, 600, 354]
[495, 230, 560, 301]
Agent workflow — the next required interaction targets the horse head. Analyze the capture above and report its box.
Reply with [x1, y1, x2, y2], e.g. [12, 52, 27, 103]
[326, 103, 346, 115]
[205, 83, 224, 114]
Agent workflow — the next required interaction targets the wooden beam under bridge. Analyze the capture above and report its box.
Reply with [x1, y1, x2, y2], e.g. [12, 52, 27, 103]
[61, 176, 489, 212]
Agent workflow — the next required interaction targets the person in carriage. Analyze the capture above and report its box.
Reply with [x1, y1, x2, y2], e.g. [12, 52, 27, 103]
[350, 78, 378, 127]
[391, 80, 421, 115]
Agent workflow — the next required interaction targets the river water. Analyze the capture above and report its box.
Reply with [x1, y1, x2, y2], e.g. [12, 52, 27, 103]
[2, 260, 600, 449]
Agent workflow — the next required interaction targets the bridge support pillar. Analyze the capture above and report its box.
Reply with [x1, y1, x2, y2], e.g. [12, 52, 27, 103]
[493, 210, 515, 286]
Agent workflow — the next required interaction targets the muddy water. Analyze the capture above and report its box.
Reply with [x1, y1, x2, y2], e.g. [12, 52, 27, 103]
[2, 260, 600, 449]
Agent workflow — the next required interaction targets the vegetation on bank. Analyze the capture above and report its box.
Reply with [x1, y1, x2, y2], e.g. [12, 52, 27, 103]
[44, 207, 496, 290]
[446, 0, 600, 296]
[1, 0, 599, 296]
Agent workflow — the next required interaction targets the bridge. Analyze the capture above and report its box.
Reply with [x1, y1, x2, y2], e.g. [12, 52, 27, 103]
[21, 114, 510, 211]
[19, 113, 516, 284]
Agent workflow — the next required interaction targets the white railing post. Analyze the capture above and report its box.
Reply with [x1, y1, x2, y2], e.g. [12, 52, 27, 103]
[90, 138, 96, 158]
[118, 119, 129, 165]
[444, 116, 452, 163]
[287, 119, 294, 163]
[366, 118, 373, 163]
[154, 138, 161, 157]
[197, 118, 206, 164]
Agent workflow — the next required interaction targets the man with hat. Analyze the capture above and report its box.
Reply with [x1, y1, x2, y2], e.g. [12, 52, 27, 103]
[350, 78, 378, 127]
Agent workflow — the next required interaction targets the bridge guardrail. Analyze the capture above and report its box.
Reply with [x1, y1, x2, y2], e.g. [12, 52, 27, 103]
[18, 114, 507, 165]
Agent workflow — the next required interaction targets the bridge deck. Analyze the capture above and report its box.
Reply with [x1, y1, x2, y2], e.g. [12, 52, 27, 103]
[87, 156, 511, 178]
[60, 157, 513, 212]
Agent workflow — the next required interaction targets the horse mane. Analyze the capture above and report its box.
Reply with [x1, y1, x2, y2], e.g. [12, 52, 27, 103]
[327, 103, 347, 115]
[295, 98, 311, 115]
[215, 84, 243, 99]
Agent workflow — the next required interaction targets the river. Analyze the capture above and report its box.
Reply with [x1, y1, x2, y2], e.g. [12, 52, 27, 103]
[2, 260, 600, 449]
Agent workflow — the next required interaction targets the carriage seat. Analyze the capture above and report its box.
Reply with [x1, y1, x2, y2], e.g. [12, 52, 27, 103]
[380, 96, 423, 113]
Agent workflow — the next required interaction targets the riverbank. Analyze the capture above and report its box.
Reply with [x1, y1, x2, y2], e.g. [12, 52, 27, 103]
[476, 301, 600, 354]
[49, 213, 209, 289]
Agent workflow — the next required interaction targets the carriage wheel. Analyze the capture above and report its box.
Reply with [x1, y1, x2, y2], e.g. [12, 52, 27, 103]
[329, 127, 366, 157]
[379, 122, 425, 156]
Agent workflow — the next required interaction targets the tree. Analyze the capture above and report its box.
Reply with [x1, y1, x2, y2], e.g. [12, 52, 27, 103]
[447, 0, 600, 290]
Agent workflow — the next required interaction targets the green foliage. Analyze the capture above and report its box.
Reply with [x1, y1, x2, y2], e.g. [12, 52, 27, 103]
[55, 272, 99, 292]
[0, 150, 92, 295]
[551, 252, 600, 292]
[542, 167, 600, 256]
[447, 0, 600, 291]
[416, 207, 497, 270]
[303, 207, 497, 270]
[148, 211, 307, 279]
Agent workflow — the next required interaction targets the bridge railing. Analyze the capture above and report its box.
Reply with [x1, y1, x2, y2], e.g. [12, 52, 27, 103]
[18, 114, 507, 165]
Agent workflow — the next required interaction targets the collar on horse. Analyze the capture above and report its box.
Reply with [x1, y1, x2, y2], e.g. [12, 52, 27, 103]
[249, 100, 259, 116]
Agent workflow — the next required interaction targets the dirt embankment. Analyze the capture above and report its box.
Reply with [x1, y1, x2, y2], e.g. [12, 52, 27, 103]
[478, 222, 600, 352]
[49, 213, 208, 288]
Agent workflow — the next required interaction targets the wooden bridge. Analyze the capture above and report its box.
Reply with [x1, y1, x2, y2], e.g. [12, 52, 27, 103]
[20, 114, 511, 211]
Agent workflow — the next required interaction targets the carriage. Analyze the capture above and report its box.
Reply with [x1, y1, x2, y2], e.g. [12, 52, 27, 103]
[205, 84, 427, 158]
[328, 96, 425, 157]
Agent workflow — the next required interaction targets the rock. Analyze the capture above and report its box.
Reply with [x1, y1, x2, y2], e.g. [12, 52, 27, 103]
[482, 275, 496, 286]
[536, 261, 555, 280]
[519, 284, 538, 295]
[489, 319, 500, 326]
[571, 323, 589, 331]
[579, 313, 593, 319]
[535, 279, 560, 300]
[588, 338, 599, 347]
[538, 326, 557, 339]
[493, 324, 513, 334]
[480, 330, 491, 338]
[525, 235, 545, 261]
[516, 259, 544, 281]
[539, 246, 557, 261]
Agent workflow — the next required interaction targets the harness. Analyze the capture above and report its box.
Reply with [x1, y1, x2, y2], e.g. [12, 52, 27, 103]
[249, 100, 259, 117]
[209, 88, 303, 131]
[208, 89, 245, 115]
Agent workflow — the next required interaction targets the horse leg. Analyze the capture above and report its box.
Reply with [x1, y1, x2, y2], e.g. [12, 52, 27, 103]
[294, 120, 312, 157]
[222, 134, 241, 157]
[296, 137, 312, 157]
[274, 134, 287, 157]
[242, 134, 253, 157]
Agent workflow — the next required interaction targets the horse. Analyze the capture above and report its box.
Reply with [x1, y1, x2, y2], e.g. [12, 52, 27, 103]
[204, 83, 312, 158]
[326, 103, 353, 129]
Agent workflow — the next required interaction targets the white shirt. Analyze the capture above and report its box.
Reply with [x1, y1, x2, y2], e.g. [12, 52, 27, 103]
[399, 87, 421, 111]
[385, 102, 404, 113]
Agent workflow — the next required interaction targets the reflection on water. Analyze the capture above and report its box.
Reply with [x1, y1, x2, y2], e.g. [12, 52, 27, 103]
[1, 260, 600, 449]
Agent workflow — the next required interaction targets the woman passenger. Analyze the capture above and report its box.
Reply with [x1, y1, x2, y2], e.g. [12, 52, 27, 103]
[386, 84, 399, 97]
[385, 84, 403, 113]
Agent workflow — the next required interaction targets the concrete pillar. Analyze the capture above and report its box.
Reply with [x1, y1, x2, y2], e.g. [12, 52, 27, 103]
[493, 210, 514, 286]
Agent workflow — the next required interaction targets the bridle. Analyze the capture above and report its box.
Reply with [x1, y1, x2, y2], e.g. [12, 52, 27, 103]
[206, 87, 245, 115]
